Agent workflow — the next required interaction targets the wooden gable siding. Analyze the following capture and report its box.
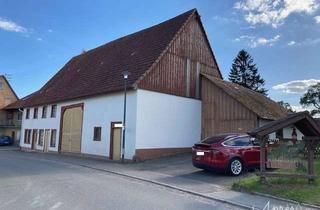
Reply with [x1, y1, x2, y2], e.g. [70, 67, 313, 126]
[138, 15, 221, 98]
[201, 77, 257, 138]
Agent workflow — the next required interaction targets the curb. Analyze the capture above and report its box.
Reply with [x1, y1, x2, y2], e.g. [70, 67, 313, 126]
[0, 147, 19, 151]
[78, 164, 253, 210]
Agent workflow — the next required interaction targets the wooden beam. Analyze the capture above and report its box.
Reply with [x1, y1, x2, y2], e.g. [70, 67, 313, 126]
[257, 172, 317, 180]
[259, 135, 268, 183]
[307, 140, 316, 184]
[303, 136, 320, 141]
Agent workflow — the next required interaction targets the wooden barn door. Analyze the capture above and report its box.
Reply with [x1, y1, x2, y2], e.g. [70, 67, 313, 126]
[60, 104, 83, 153]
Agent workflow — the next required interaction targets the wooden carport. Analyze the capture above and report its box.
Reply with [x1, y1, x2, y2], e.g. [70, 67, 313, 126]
[248, 111, 320, 183]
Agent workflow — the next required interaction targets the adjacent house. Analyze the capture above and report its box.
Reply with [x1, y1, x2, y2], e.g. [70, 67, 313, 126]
[0, 75, 21, 144]
[7, 9, 289, 160]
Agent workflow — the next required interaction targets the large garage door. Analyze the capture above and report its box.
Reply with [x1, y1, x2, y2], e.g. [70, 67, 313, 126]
[61, 106, 83, 153]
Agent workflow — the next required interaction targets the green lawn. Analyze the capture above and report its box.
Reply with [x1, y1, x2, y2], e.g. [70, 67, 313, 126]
[232, 160, 320, 205]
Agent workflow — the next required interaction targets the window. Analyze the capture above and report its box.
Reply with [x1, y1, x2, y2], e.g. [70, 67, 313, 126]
[0, 81, 3, 90]
[50, 129, 57, 147]
[42, 106, 47, 118]
[276, 129, 283, 139]
[7, 112, 13, 120]
[26, 109, 30, 119]
[93, 127, 102, 141]
[195, 62, 201, 99]
[17, 112, 22, 121]
[185, 58, 191, 97]
[51, 105, 57, 118]
[224, 137, 250, 147]
[38, 129, 44, 146]
[33, 107, 38, 119]
[24, 129, 31, 144]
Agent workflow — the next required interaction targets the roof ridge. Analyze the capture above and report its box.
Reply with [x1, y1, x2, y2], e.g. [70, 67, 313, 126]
[71, 9, 198, 59]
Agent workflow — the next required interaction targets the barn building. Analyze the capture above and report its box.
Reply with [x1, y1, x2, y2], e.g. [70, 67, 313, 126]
[7, 9, 290, 161]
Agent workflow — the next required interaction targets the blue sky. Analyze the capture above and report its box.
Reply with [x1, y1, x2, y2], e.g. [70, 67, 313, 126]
[0, 0, 319, 111]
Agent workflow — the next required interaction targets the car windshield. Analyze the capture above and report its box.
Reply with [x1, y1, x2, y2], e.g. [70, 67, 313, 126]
[201, 134, 237, 144]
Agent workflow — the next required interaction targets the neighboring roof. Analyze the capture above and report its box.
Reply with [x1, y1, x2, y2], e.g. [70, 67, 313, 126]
[248, 111, 320, 138]
[0, 75, 18, 99]
[202, 74, 288, 120]
[6, 9, 221, 109]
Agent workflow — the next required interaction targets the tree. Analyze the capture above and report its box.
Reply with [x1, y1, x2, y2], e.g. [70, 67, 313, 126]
[229, 49, 268, 95]
[300, 83, 320, 116]
[277, 101, 294, 112]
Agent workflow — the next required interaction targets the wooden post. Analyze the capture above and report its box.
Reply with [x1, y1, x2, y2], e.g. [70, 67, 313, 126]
[307, 139, 315, 184]
[259, 135, 267, 183]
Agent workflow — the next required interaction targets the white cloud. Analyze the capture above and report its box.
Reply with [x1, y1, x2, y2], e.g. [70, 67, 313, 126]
[234, 34, 281, 47]
[272, 79, 320, 93]
[234, 0, 320, 28]
[48, 29, 53, 33]
[287, 38, 320, 46]
[0, 17, 27, 33]
[315, 15, 320, 23]
[291, 105, 313, 112]
[37, 37, 43, 41]
[287, 40, 296, 46]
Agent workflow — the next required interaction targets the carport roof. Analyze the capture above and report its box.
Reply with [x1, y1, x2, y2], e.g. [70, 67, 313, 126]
[248, 111, 320, 138]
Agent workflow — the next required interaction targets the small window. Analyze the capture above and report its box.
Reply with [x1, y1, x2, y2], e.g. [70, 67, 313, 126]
[93, 127, 101, 141]
[195, 62, 201, 99]
[26, 109, 30, 119]
[7, 112, 13, 120]
[24, 129, 31, 144]
[0, 81, 3, 90]
[17, 112, 22, 121]
[33, 107, 38, 119]
[51, 105, 57, 118]
[42, 106, 47, 118]
[50, 129, 57, 147]
[38, 129, 44, 146]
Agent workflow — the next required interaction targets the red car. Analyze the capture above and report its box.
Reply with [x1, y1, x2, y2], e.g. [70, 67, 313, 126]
[192, 134, 260, 176]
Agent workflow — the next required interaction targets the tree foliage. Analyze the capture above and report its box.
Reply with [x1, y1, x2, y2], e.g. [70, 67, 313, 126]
[229, 49, 268, 95]
[277, 101, 294, 112]
[300, 83, 320, 116]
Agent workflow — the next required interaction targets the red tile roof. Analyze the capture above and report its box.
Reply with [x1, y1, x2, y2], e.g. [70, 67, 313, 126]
[7, 9, 199, 109]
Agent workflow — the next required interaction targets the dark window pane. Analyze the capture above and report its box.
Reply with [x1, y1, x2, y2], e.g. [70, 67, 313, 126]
[51, 105, 57, 118]
[224, 137, 251, 147]
[42, 106, 47, 118]
[50, 129, 57, 147]
[93, 127, 101, 141]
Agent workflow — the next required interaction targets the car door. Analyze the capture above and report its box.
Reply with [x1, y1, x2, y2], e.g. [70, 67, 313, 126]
[248, 138, 261, 167]
[233, 137, 257, 167]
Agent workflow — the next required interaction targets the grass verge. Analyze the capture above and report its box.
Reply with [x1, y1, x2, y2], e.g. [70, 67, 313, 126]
[232, 160, 320, 205]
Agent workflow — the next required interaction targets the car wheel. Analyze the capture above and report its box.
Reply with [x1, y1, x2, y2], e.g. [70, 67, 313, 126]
[228, 158, 243, 176]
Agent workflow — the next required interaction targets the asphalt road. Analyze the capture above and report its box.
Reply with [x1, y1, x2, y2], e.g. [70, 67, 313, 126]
[0, 151, 241, 210]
